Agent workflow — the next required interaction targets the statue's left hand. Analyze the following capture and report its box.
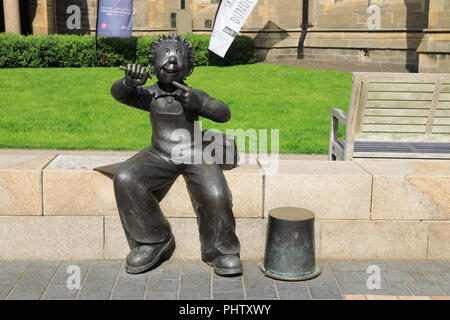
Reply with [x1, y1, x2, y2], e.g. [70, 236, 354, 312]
[172, 81, 203, 113]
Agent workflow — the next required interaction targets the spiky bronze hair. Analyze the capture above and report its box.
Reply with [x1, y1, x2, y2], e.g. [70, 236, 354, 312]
[148, 34, 195, 79]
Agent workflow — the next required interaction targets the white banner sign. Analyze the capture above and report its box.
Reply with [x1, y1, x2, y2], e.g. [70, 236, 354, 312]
[208, 0, 259, 58]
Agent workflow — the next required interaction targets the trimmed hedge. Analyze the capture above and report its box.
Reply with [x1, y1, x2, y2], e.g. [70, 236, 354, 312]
[0, 33, 256, 68]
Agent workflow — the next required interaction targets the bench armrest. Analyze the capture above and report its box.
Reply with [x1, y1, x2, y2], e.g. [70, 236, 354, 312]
[329, 108, 347, 160]
[331, 108, 347, 125]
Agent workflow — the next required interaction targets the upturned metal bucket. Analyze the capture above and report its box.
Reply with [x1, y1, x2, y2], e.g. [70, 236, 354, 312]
[261, 207, 321, 281]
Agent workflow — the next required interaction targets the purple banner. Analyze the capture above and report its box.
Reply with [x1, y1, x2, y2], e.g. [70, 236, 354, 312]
[97, 0, 133, 38]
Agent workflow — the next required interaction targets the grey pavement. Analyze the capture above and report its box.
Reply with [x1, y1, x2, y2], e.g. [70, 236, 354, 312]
[0, 260, 448, 300]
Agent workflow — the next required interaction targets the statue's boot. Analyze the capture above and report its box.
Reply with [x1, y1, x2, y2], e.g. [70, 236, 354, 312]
[206, 254, 243, 276]
[125, 236, 175, 274]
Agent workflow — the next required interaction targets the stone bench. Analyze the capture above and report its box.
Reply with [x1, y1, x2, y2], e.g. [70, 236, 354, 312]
[0, 153, 448, 261]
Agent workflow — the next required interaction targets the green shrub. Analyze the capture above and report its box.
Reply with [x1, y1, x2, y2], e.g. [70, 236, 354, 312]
[0, 33, 255, 68]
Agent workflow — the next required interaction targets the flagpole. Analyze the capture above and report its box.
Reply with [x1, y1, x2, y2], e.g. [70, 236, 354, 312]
[94, 0, 100, 67]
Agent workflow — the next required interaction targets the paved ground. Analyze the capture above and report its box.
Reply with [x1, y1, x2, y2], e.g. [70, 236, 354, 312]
[0, 260, 448, 300]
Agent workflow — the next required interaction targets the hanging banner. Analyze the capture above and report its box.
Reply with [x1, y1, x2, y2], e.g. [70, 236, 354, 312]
[97, 0, 133, 38]
[209, 0, 259, 57]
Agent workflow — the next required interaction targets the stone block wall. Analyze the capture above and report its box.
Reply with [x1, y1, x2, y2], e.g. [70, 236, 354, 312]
[0, 152, 448, 261]
[7, 0, 450, 71]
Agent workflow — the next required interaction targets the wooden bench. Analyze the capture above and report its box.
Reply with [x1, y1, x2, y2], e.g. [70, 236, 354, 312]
[329, 72, 450, 160]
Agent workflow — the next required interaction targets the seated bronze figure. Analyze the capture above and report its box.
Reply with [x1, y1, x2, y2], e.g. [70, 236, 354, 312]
[97, 35, 242, 276]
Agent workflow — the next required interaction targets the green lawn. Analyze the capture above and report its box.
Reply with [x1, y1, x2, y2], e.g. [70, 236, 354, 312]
[0, 64, 351, 154]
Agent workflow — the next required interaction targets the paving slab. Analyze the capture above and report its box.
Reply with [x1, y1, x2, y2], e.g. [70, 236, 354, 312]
[0, 261, 30, 274]
[149, 261, 181, 280]
[179, 274, 211, 299]
[376, 283, 412, 296]
[307, 264, 338, 287]
[213, 278, 244, 293]
[438, 284, 450, 295]
[77, 290, 112, 300]
[308, 286, 343, 300]
[381, 271, 416, 284]
[44, 284, 79, 299]
[0, 259, 448, 300]
[0, 285, 13, 299]
[0, 274, 20, 286]
[146, 290, 178, 300]
[407, 283, 444, 296]
[245, 284, 277, 299]
[274, 281, 311, 300]
[408, 271, 447, 284]
[213, 291, 245, 300]
[148, 279, 179, 291]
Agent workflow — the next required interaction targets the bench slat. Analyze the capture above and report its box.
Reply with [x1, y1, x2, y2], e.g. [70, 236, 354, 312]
[435, 110, 450, 117]
[434, 118, 450, 125]
[367, 83, 434, 92]
[366, 100, 430, 109]
[441, 84, 450, 92]
[362, 124, 426, 133]
[438, 101, 450, 108]
[364, 116, 427, 125]
[432, 126, 450, 134]
[439, 92, 450, 100]
[358, 133, 448, 142]
[367, 91, 433, 101]
[365, 108, 429, 117]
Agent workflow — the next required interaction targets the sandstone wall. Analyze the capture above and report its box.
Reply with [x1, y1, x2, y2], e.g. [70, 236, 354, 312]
[13, 0, 450, 72]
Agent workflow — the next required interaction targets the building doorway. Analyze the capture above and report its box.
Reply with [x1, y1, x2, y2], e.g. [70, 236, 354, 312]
[0, 0, 5, 33]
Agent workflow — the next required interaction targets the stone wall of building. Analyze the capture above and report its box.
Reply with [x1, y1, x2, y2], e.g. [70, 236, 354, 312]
[4, 0, 449, 72]
[417, 0, 450, 72]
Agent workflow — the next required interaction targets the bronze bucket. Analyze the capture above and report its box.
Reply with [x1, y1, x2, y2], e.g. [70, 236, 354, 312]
[261, 207, 321, 281]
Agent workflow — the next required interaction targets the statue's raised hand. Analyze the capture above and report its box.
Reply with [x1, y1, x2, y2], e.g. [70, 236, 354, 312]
[123, 64, 149, 87]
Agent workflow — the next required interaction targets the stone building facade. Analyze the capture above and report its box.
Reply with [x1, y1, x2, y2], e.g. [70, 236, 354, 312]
[1, 0, 449, 72]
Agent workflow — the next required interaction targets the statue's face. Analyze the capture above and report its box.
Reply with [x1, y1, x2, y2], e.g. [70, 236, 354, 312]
[150, 42, 189, 85]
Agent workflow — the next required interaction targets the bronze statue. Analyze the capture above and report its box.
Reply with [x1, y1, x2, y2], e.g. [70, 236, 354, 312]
[97, 35, 242, 276]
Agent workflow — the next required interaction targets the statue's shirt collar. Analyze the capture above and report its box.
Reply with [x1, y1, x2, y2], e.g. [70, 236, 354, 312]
[152, 83, 184, 99]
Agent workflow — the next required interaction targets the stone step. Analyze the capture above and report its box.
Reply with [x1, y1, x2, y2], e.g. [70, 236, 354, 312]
[0, 153, 448, 261]
[42, 155, 263, 218]
[0, 215, 447, 261]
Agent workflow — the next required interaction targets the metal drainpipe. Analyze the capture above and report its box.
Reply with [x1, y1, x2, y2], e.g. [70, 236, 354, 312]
[297, 0, 310, 59]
